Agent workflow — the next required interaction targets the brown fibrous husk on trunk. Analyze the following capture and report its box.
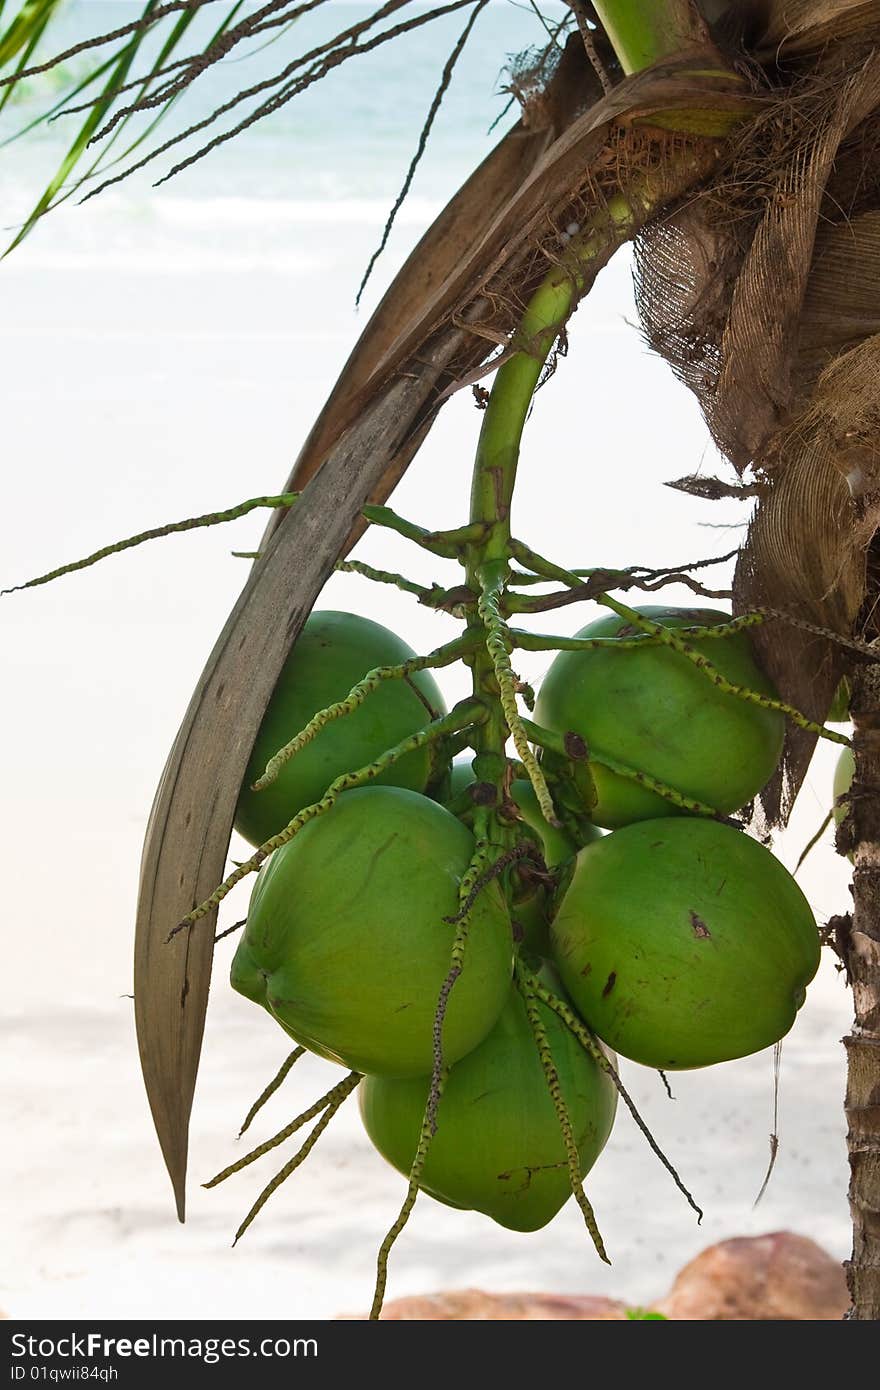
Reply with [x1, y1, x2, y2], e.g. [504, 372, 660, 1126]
[633, 31, 880, 825]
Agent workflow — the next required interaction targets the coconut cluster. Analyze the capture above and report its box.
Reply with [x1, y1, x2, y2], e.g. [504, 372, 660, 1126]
[229, 607, 820, 1232]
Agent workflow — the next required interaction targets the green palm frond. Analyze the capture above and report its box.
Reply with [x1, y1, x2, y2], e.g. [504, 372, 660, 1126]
[1, 0, 251, 252]
[0, 0, 67, 112]
[0, 0, 65, 69]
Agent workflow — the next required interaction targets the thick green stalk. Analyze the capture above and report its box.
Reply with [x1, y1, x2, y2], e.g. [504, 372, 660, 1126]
[591, 0, 710, 73]
[463, 194, 643, 817]
[468, 197, 638, 559]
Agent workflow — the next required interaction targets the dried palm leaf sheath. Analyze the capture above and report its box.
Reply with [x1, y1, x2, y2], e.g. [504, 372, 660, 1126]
[134, 356, 467, 1223]
[634, 41, 880, 823]
[136, 49, 749, 1218]
[755, 0, 878, 57]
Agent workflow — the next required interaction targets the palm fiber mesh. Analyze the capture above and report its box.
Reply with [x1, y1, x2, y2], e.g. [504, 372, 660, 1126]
[633, 31, 880, 825]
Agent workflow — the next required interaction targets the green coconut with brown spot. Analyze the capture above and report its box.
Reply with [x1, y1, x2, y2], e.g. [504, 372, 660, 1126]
[533, 605, 785, 829]
[550, 817, 820, 1070]
[235, 610, 447, 847]
[359, 969, 618, 1231]
[231, 786, 513, 1077]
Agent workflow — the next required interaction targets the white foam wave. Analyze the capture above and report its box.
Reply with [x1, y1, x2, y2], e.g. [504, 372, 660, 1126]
[155, 193, 443, 229]
[1, 191, 445, 273]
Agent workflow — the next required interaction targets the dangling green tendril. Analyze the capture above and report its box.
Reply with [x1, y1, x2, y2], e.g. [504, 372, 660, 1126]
[2, 494, 301, 594]
[170, 702, 487, 938]
[515, 960, 608, 1263]
[370, 832, 517, 1318]
[520, 718, 720, 819]
[522, 967, 702, 1222]
[510, 539, 851, 748]
[335, 559, 432, 599]
[506, 548, 739, 591]
[369, 1070, 448, 1321]
[510, 617, 764, 654]
[238, 1047, 308, 1139]
[230, 1074, 360, 1246]
[205, 1072, 360, 1188]
[589, 752, 721, 817]
[253, 634, 477, 792]
[422, 836, 500, 1136]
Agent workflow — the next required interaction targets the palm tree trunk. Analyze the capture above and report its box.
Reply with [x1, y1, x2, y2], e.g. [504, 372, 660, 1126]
[845, 663, 880, 1319]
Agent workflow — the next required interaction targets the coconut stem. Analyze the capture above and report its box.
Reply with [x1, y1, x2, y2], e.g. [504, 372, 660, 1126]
[335, 559, 431, 599]
[425, 838, 494, 1136]
[510, 617, 764, 651]
[460, 187, 646, 827]
[477, 567, 558, 826]
[231, 1075, 360, 1246]
[597, 591, 852, 748]
[2, 493, 301, 595]
[520, 716, 721, 818]
[361, 504, 488, 558]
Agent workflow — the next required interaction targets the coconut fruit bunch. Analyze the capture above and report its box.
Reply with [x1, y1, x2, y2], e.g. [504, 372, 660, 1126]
[229, 610, 617, 1233]
[229, 604, 821, 1233]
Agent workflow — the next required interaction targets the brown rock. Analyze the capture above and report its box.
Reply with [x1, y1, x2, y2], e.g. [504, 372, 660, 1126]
[358, 1290, 629, 1320]
[653, 1231, 848, 1321]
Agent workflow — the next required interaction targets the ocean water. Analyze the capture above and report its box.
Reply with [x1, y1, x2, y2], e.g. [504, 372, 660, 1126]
[2, 0, 570, 269]
[0, 0, 856, 1320]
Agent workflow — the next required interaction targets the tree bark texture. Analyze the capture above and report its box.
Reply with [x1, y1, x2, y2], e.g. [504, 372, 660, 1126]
[842, 662, 880, 1319]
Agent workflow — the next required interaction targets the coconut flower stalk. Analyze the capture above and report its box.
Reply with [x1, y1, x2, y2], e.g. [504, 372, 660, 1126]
[131, 3, 752, 1228]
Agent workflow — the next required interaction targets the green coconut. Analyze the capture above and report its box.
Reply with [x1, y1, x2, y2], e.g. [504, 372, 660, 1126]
[231, 786, 512, 1076]
[235, 610, 447, 847]
[550, 817, 820, 1070]
[533, 605, 785, 829]
[359, 971, 618, 1231]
